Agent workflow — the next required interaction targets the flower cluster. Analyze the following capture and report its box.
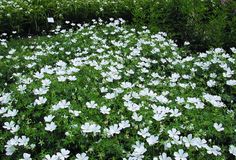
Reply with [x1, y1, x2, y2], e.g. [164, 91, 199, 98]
[0, 19, 235, 159]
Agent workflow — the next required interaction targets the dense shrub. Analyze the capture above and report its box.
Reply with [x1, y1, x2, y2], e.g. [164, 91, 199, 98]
[0, 0, 235, 51]
[0, 0, 132, 35]
[145, 0, 236, 52]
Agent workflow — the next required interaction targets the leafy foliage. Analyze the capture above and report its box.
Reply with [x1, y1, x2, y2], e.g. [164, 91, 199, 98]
[1, 0, 236, 51]
[0, 19, 236, 159]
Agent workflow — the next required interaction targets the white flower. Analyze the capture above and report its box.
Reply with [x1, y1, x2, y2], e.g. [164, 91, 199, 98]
[3, 121, 20, 133]
[146, 135, 159, 146]
[182, 134, 194, 148]
[153, 113, 167, 122]
[132, 112, 143, 122]
[45, 122, 57, 132]
[27, 63, 36, 68]
[0, 93, 11, 104]
[86, 101, 97, 109]
[34, 97, 47, 105]
[121, 82, 134, 88]
[119, 120, 130, 129]
[42, 79, 51, 86]
[11, 124, 20, 133]
[207, 145, 221, 156]
[175, 97, 185, 104]
[9, 49, 16, 55]
[7, 136, 19, 146]
[44, 154, 59, 160]
[57, 148, 70, 159]
[231, 47, 236, 53]
[75, 153, 89, 160]
[18, 136, 30, 146]
[3, 121, 15, 130]
[223, 68, 234, 78]
[33, 87, 48, 95]
[210, 73, 217, 78]
[69, 110, 81, 117]
[174, 149, 188, 160]
[20, 153, 32, 160]
[100, 106, 111, 114]
[192, 137, 207, 149]
[2, 109, 18, 117]
[125, 101, 141, 112]
[52, 100, 70, 111]
[34, 72, 44, 79]
[17, 84, 27, 93]
[0, 107, 8, 114]
[106, 124, 121, 136]
[5, 145, 16, 155]
[203, 93, 225, 108]
[187, 97, 205, 109]
[58, 76, 67, 82]
[138, 128, 151, 138]
[104, 92, 116, 99]
[207, 80, 216, 87]
[97, 48, 104, 53]
[155, 95, 169, 104]
[44, 115, 55, 122]
[213, 123, 224, 132]
[100, 87, 108, 93]
[170, 73, 180, 82]
[168, 128, 180, 140]
[81, 122, 101, 133]
[58, 100, 71, 108]
[229, 145, 236, 156]
[123, 94, 132, 102]
[67, 76, 77, 81]
[131, 92, 140, 99]
[131, 141, 147, 157]
[159, 152, 172, 160]
[169, 109, 182, 117]
[226, 80, 236, 86]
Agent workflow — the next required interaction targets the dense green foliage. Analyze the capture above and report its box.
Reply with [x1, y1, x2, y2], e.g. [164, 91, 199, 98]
[144, 0, 236, 52]
[0, 0, 236, 159]
[0, 0, 236, 51]
[0, 19, 236, 159]
[0, 0, 132, 34]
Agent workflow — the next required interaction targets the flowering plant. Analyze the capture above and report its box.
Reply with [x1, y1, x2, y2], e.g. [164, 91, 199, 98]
[0, 19, 236, 159]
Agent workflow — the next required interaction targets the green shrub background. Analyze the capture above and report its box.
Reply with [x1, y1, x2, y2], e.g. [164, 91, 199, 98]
[0, 0, 236, 51]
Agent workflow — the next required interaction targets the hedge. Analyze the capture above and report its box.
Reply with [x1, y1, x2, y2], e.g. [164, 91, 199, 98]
[0, 0, 235, 52]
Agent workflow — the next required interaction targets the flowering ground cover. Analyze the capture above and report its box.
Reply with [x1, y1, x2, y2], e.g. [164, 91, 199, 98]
[0, 19, 236, 159]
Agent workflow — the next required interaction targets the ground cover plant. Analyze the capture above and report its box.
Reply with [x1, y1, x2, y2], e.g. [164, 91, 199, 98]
[0, 19, 236, 159]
